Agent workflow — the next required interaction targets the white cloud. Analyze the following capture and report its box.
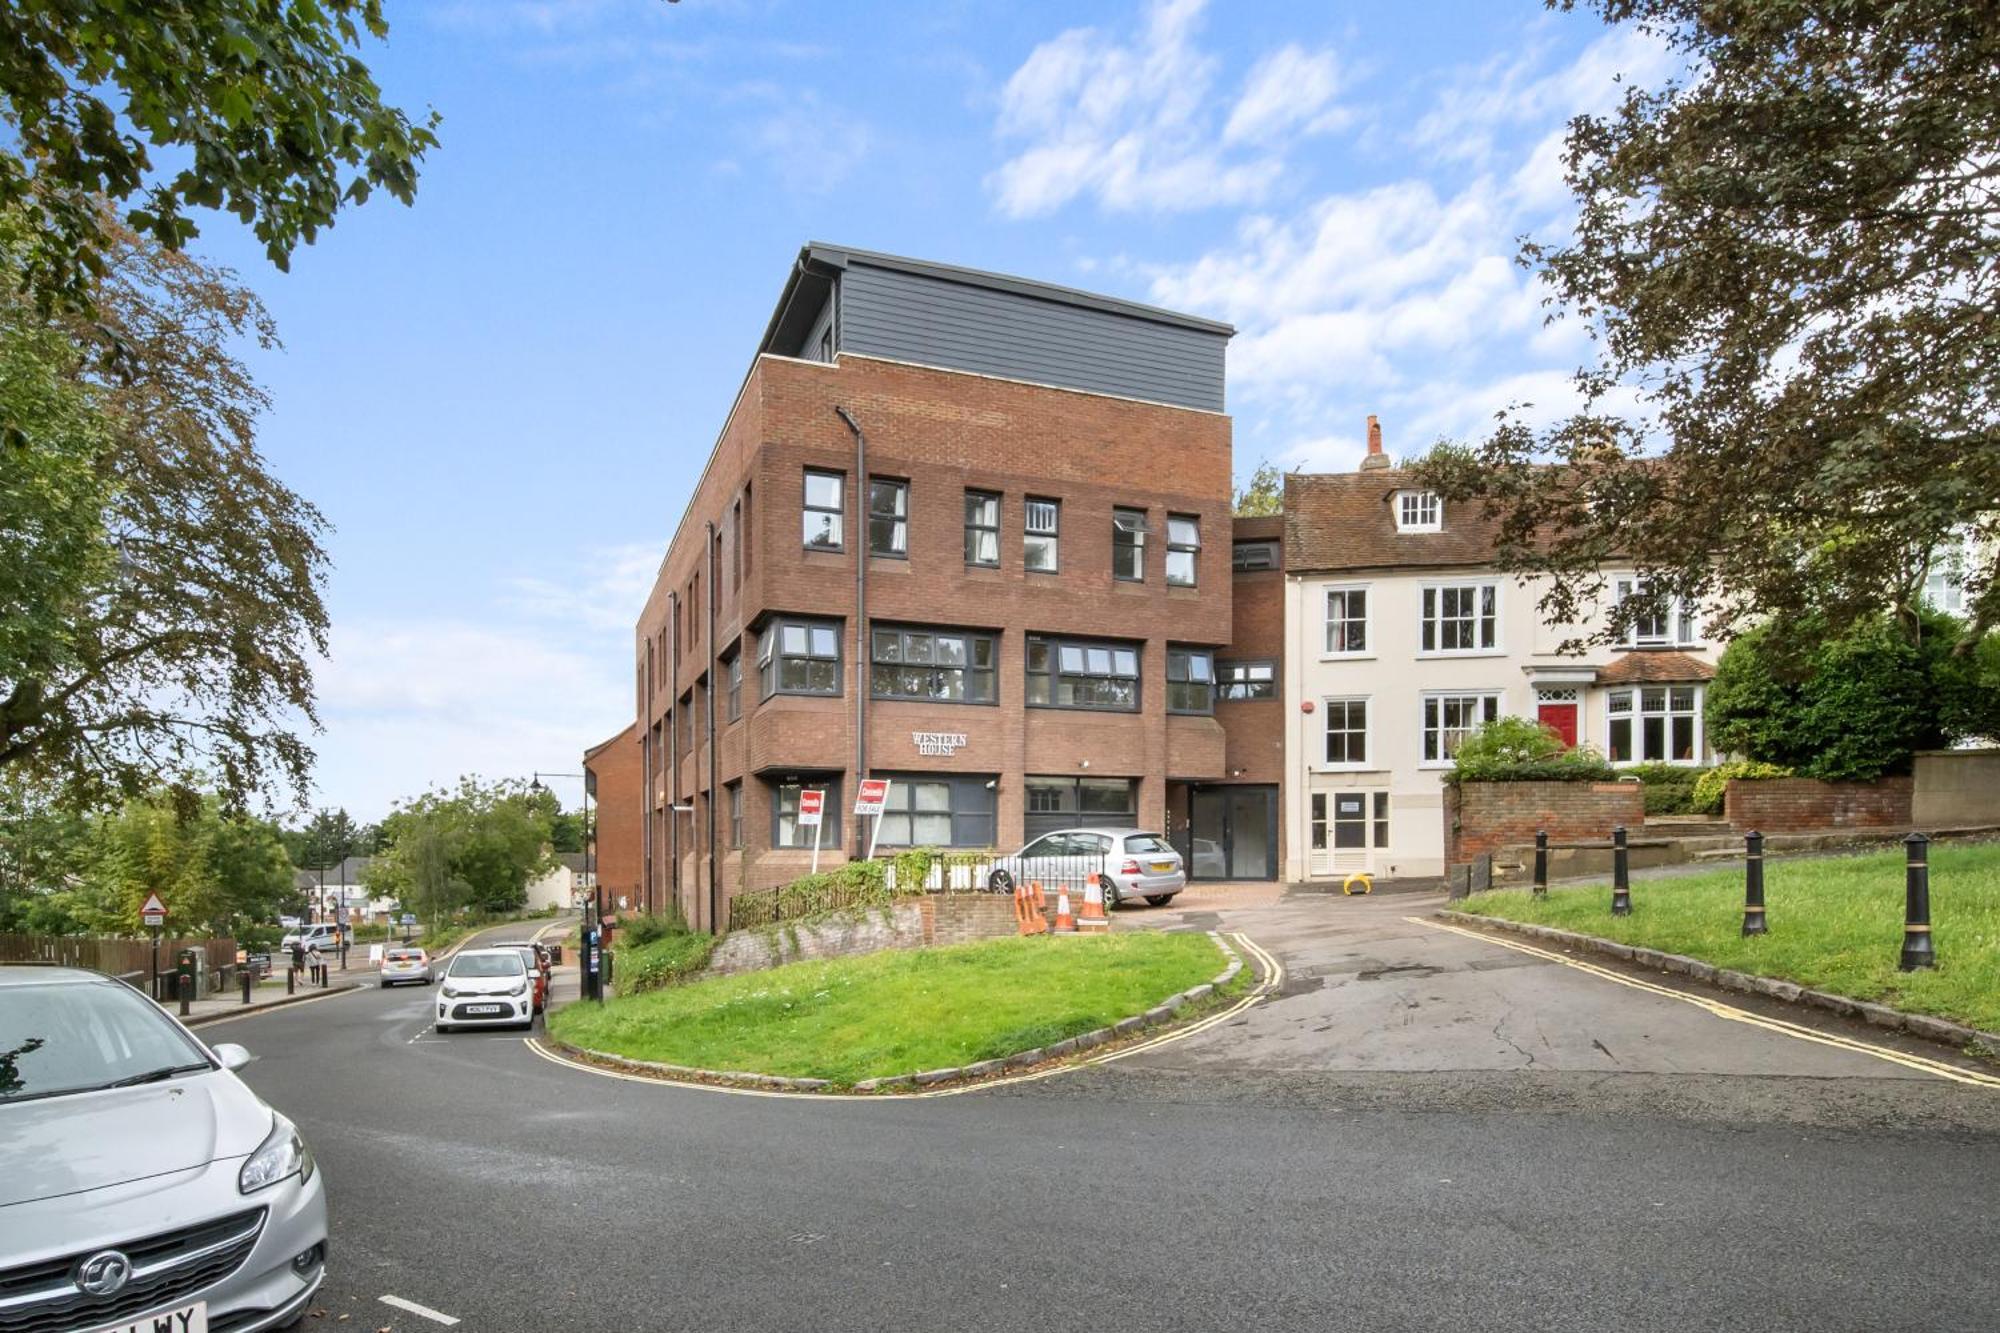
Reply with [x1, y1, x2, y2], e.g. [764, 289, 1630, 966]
[506, 541, 662, 634]
[987, 0, 1346, 217]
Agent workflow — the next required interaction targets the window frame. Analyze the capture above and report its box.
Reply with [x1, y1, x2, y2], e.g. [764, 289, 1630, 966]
[1322, 696, 1371, 769]
[1217, 659, 1277, 702]
[726, 781, 743, 849]
[1024, 497, 1060, 573]
[1420, 691, 1503, 767]
[1232, 540, 1279, 572]
[872, 773, 999, 850]
[1165, 646, 1215, 715]
[868, 477, 909, 560]
[802, 468, 845, 552]
[771, 778, 841, 850]
[1612, 577, 1699, 648]
[1395, 490, 1442, 532]
[724, 649, 742, 721]
[1025, 634, 1140, 712]
[1607, 684, 1703, 765]
[1322, 584, 1371, 657]
[1419, 581, 1500, 656]
[757, 617, 842, 699]
[869, 625, 999, 705]
[1112, 506, 1147, 582]
[964, 490, 1001, 568]
[1165, 514, 1200, 587]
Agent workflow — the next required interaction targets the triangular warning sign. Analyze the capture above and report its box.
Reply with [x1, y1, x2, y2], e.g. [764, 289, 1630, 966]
[140, 892, 167, 916]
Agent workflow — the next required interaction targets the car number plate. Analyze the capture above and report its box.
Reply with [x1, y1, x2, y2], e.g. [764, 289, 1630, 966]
[86, 1301, 206, 1333]
[464, 1003, 504, 1015]
[1151, 861, 1175, 873]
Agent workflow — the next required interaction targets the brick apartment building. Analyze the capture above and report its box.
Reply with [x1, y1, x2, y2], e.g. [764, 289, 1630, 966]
[581, 721, 641, 912]
[626, 243, 1289, 931]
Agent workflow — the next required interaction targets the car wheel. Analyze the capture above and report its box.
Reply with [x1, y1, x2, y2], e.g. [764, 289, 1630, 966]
[988, 868, 1014, 894]
[1100, 879, 1120, 910]
[1145, 894, 1174, 907]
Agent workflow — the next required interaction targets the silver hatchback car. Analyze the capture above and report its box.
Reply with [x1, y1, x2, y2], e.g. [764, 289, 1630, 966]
[0, 966, 327, 1333]
[989, 826, 1187, 908]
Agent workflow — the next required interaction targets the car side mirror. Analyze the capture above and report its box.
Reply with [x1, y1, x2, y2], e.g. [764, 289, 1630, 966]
[211, 1042, 253, 1071]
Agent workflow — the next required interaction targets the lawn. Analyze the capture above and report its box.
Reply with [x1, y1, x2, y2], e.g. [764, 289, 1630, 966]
[1457, 842, 2000, 1032]
[547, 931, 1230, 1084]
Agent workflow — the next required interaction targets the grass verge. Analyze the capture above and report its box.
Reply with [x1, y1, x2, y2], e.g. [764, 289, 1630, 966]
[1457, 842, 2000, 1031]
[549, 930, 1228, 1085]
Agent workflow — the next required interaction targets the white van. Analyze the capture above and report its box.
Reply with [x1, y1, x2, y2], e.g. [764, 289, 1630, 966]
[279, 922, 344, 953]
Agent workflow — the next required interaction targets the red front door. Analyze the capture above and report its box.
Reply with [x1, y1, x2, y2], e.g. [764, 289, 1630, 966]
[1537, 703, 1579, 748]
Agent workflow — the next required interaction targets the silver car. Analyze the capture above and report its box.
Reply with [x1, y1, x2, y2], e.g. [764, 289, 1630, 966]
[989, 827, 1187, 908]
[0, 966, 327, 1333]
[378, 946, 432, 988]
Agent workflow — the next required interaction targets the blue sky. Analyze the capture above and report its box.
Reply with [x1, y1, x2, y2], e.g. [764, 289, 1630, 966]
[186, 0, 1672, 821]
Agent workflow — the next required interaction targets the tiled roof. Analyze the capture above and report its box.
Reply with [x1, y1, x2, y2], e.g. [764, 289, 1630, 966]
[1283, 469, 1508, 574]
[1597, 651, 1716, 684]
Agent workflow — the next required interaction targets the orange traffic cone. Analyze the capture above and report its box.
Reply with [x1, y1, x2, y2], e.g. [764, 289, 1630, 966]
[1053, 885, 1077, 933]
[1027, 882, 1050, 934]
[1079, 875, 1109, 931]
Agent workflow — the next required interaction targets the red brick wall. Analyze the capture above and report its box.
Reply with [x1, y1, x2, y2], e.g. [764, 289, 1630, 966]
[1445, 781, 1644, 868]
[1725, 777, 1913, 833]
[582, 722, 643, 912]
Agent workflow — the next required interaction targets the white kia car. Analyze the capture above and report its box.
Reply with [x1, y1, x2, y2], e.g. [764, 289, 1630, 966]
[0, 965, 327, 1333]
[434, 949, 535, 1032]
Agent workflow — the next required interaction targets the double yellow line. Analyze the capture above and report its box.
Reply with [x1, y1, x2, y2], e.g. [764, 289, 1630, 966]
[1412, 916, 2000, 1091]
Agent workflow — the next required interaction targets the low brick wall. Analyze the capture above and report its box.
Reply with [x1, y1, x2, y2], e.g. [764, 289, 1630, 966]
[1725, 776, 1912, 833]
[1445, 780, 1645, 872]
[699, 893, 1018, 979]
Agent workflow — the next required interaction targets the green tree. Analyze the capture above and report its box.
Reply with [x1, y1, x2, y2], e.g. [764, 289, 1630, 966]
[0, 1, 439, 315]
[1233, 460, 1283, 517]
[299, 807, 360, 871]
[0, 218, 330, 810]
[370, 777, 553, 920]
[1414, 0, 2000, 648]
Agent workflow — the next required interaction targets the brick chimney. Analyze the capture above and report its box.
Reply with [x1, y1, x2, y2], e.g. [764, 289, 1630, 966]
[1359, 414, 1390, 471]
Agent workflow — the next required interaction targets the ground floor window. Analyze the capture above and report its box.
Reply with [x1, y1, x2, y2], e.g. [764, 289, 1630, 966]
[1421, 693, 1501, 764]
[771, 777, 841, 849]
[1310, 792, 1389, 852]
[872, 773, 997, 848]
[1607, 685, 1701, 763]
[1024, 776, 1137, 840]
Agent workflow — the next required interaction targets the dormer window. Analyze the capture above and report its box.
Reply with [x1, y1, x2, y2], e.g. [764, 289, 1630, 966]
[1396, 491, 1441, 532]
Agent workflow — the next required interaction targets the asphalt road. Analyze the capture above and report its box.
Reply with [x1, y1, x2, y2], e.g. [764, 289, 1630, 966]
[221, 899, 2000, 1333]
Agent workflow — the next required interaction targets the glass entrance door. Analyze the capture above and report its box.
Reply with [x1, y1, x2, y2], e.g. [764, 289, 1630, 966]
[1186, 785, 1276, 880]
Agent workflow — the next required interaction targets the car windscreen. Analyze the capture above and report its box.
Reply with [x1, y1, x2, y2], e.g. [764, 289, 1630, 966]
[448, 953, 525, 978]
[0, 981, 212, 1103]
[1124, 835, 1174, 855]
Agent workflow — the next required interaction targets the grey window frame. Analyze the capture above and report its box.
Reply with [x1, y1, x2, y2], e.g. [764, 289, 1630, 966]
[726, 782, 743, 849]
[1166, 514, 1200, 586]
[758, 617, 842, 698]
[1232, 539, 1279, 572]
[1024, 497, 1060, 573]
[1218, 659, 1276, 701]
[868, 477, 909, 559]
[1166, 647, 1215, 715]
[803, 469, 845, 551]
[1025, 635, 1140, 712]
[870, 625, 998, 704]
[724, 649, 742, 721]
[965, 490, 1001, 567]
[1112, 507, 1147, 582]
[772, 778, 842, 850]
[872, 773, 998, 849]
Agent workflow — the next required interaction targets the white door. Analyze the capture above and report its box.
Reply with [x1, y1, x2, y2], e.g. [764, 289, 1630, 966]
[1309, 791, 1384, 877]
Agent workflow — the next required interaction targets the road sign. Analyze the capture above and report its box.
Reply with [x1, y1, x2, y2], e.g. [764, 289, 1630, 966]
[400, 912, 416, 925]
[854, 778, 891, 816]
[140, 891, 167, 928]
[797, 789, 825, 826]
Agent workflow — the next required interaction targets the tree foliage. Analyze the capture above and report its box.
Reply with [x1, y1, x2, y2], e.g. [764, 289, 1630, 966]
[366, 778, 555, 922]
[1414, 0, 2000, 648]
[1447, 715, 1617, 782]
[0, 0, 438, 314]
[1706, 610, 2000, 780]
[1233, 460, 1284, 517]
[0, 215, 329, 810]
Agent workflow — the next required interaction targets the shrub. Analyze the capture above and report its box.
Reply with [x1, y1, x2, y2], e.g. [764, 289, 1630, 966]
[1691, 760, 1793, 815]
[620, 908, 689, 948]
[1449, 716, 1617, 783]
[1625, 762, 1708, 815]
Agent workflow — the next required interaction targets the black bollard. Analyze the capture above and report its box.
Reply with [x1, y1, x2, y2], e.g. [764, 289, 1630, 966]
[1742, 830, 1767, 936]
[177, 973, 193, 1017]
[241, 969, 253, 1005]
[286, 965, 295, 996]
[1899, 833, 1935, 971]
[1533, 830, 1549, 898]
[1610, 826, 1632, 916]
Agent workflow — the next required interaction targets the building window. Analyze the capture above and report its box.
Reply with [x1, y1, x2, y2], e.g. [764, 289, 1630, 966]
[1232, 539, 1279, 572]
[1310, 793, 1390, 852]
[1218, 660, 1276, 701]
[1613, 577, 1698, 647]
[868, 478, 908, 558]
[1024, 776, 1137, 838]
[1323, 698, 1370, 766]
[1112, 507, 1147, 581]
[724, 651, 742, 721]
[759, 618, 841, 697]
[1608, 686, 1701, 763]
[772, 779, 841, 849]
[1166, 648, 1215, 714]
[874, 775, 998, 849]
[1166, 515, 1200, 586]
[871, 626, 997, 703]
[1396, 491, 1442, 532]
[742, 484, 752, 577]
[726, 782, 743, 849]
[1421, 583, 1498, 653]
[965, 490, 1000, 567]
[1324, 586, 1369, 655]
[1422, 693, 1501, 764]
[1024, 498, 1060, 572]
[1026, 635, 1139, 711]
[803, 469, 844, 550]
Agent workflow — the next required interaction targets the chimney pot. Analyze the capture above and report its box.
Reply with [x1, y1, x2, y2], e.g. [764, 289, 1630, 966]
[1359, 415, 1390, 471]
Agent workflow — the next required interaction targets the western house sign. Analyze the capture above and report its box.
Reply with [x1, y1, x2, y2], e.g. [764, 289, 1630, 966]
[912, 731, 969, 756]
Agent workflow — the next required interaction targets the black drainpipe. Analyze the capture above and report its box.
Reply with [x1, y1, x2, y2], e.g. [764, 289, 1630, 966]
[834, 406, 867, 860]
[667, 592, 679, 917]
[705, 521, 720, 935]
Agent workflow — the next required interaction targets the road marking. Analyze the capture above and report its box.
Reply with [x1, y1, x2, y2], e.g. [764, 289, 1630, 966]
[1410, 916, 2000, 1091]
[522, 930, 1280, 1101]
[380, 1294, 460, 1325]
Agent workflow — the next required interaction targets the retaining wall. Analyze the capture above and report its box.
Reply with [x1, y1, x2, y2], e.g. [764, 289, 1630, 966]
[1444, 780, 1645, 873]
[699, 893, 1018, 979]
[1912, 749, 2000, 827]
[1725, 776, 1912, 833]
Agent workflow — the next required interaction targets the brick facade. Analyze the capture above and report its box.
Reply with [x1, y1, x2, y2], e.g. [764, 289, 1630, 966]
[1724, 777, 1914, 833]
[1444, 780, 1645, 870]
[582, 722, 643, 914]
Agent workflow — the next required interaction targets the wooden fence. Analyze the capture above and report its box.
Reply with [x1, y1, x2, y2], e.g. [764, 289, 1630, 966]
[0, 932, 239, 988]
